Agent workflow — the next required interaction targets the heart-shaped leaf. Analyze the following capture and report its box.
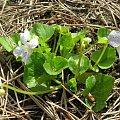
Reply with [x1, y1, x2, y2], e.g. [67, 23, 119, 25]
[43, 55, 68, 75]
[60, 33, 75, 56]
[92, 74, 115, 112]
[0, 33, 20, 52]
[91, 47, 116, 69]
[30, 74, 52, 92]
[31, 23, 55, 42]
[60, 33, 74, 49]
[97, 28, 110, 44]
[23, 52, 45, 88]
[68, 54, 89, 74]
[84, 74, 115, 112]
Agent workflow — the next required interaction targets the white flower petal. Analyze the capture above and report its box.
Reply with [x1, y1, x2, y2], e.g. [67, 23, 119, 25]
[20, 29, 30, 44]
[13, 29, 38, 63]
[28, 37, 38, 48]
[116, 46, 120, 59]
[22, 52, 32, 63]
[108, 30, 120, 47]
[21, 45, 32, 63]
[13, 46, 24, 57]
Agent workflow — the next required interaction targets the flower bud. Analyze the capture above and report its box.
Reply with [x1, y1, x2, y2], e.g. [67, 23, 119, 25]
[82, 37, 91, 45]
[81, 42, 86, 48]
[0, 89, 5, 96]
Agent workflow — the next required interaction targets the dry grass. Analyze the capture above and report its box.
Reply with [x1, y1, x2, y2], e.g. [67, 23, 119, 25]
[0, 0, 120, 120]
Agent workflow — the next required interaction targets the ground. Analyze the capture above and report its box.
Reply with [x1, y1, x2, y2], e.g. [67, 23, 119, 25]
[0, 0, 120, 120]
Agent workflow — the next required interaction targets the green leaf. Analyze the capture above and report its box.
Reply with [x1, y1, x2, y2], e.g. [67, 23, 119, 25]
[84, 74, 115, 112]
[59, 26, 69, 34]
[30, 74, 52, 92]
[60, 33, 75, 56]
[31, 23, 55, 42]
[80, 55, 90, 74]
[68, 54, 89, 74]
[67, 54, 78, 74]
[77, 72, 97, 84]
[85, 98, 93, 108]
[67, 78, 77, 92]
[11, 33, 20, 44]
[79, 29, 89, 41]
[23, 52, 46, 88]
[43, 55, 68, 75]
[43, 52, 55, 62]
[37, 40, 51, 53]
[97, 28, 110, 44]
[71, 33, 80, 43]
[91, 74, 115, 112]
[91, 47, 116, 69]
[0, 33, 20, 52]
[83, 76, 96, 96]
[60, 33, 74, 49]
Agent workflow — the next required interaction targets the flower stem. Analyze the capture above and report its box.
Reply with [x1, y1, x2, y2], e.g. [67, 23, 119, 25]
[93, 44, 108, 67]
[52, 32, 57, 53]
[83, 42, 98, 54]
[1, 84, 62, 95]
[55, 33, 61, 55]
[75, 43, 83, 78]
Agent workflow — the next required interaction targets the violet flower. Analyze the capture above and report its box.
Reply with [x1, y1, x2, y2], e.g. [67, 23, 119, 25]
[13, 29, 38, 63]
[108, 30, 120, 59]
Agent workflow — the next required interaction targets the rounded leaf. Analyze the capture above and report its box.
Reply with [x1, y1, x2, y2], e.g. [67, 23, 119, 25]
[23, 52, 45, 88]
[30, 23, 55, 42]
[92, 74, 115, 112]
[43, 56, 68, 75]
[68, 54, 89, 74]
[97, 28, 110, 44]
[91, 47, 116, 69]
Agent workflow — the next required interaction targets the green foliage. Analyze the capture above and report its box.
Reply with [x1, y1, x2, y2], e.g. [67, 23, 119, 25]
[84, 74, 115, 112]
[68, 54, 89, 74]
[30, 23, 55, 42]
[60, 33, 75, 56]
[93, 74, 115, 112]
[23, 52, 45, 88]
[77, 72, 97, 84]
[59, 25, 69, 34]
[0, 33, 20, 52]
[83, 76, 96, 96]
[78, 29, 89, 41]
[71, 33, 80, 43]
[97, 28, 110, 44]
[67, 78, 77, 92]
[43, 54, 68, 75]
[0, 23, 117, 112]
[91, 47, 116, 69]
[30, 74, 52, 92]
